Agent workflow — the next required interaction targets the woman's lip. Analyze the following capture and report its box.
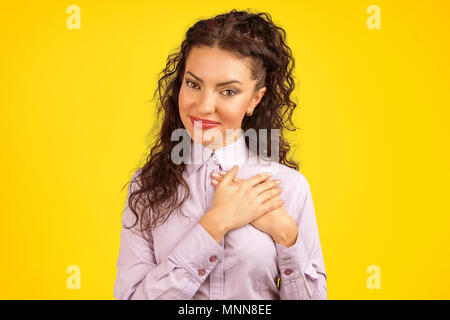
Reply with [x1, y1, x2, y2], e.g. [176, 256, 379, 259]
[189, 116, 221, 124]
[190, 117, 221, 129]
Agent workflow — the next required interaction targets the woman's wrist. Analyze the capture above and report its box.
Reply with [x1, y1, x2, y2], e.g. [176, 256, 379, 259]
[200, 208, 229, 243]
[271, 218, 299, 247]
[273, 228, 298, 247]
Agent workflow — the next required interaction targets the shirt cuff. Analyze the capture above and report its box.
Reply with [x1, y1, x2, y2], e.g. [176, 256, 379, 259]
[275, 234, 320, 281]
[169, 222, 225, 284]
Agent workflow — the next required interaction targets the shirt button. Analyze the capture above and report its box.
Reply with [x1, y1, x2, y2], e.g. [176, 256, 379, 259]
[198, 269, 206, 277]
[284, 269, 293, 275]
[211, 154, 217, 160]
[209, 256, 217, 262]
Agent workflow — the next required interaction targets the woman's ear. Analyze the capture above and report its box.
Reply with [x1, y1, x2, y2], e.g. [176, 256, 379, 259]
[249, 86, 266, 112]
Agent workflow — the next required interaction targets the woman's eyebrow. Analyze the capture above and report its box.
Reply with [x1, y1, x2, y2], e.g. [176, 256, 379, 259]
[185, 71, 243, 86]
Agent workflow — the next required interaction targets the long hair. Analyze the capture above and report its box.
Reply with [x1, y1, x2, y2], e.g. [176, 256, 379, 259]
[123, 9, 300, 240]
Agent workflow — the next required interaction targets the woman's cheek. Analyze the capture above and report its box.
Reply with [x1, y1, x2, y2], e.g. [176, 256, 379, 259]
[178, 88, 188, 111]
[220, 107, 246, 126]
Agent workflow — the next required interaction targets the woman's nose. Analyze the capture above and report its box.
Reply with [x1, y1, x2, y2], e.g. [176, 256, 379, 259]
[197, 91, 216, 113]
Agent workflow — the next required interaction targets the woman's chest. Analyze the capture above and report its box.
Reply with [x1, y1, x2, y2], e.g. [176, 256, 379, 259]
[150, 165, 299, 283]
[151, 190, 280, 273]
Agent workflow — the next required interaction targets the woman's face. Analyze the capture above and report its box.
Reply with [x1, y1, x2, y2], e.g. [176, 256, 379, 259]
[178, 46, 266, 149]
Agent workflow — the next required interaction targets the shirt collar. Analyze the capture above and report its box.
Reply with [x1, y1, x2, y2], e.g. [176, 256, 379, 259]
[185, 133, 248, 177]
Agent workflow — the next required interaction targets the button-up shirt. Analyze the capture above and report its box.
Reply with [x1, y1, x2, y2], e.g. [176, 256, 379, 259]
[114, 134, 327, 299]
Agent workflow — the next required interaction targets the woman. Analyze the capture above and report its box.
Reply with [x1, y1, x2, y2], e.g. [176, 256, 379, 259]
[114, 9, 327, 300]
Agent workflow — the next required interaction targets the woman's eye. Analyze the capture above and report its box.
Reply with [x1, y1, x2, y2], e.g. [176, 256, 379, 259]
[185, 80, 237, 97]
[186, 80, 199, 89]
[222, 89, 237, 97]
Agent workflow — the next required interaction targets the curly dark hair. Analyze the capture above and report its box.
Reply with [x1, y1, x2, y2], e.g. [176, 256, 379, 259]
[123, 9, 300, 240]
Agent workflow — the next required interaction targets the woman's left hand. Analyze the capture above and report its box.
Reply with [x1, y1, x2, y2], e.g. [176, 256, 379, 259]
[210, 170, 299, 246]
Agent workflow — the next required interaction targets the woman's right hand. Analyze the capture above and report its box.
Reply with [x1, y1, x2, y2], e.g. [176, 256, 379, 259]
[209, 165, 284, 233]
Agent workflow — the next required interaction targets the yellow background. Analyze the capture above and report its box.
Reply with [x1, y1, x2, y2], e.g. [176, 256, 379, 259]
[1, 0, 449, 299]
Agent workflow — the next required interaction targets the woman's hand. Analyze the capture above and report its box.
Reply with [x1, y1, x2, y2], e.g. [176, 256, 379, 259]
[208, 166, 284, 234]
[211, 169, 299, 246]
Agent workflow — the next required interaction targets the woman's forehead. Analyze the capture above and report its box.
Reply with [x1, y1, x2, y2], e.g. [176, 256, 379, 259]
[185, 47, 253, 83]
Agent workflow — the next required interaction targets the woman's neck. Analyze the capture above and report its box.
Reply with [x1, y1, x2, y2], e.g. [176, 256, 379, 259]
[202, 130, 242, 151]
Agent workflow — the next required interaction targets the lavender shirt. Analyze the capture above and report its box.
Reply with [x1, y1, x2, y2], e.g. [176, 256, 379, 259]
[114, 134, 327, 299]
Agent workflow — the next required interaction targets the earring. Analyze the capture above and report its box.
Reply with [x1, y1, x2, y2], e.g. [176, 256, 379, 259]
[246, 110, 253, 116]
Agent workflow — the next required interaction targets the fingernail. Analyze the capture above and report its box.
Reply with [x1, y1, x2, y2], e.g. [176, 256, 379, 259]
[212, 179, 218, 185]
[220, 171, 226, 175]
[263, 172, 272, 176]
[274, 180, 280, 184]
[212, 172, 220, 178]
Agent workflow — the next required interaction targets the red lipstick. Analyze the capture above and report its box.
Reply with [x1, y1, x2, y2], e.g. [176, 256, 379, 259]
[190, 116, 221, 129]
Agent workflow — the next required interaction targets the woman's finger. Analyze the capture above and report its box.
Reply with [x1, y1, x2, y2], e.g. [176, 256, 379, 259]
[211, 171, 222, 181]
[211, 171, 222, 187]
[213, 170, 243, 183]
[210, 171, 229, 187]
[257, 187, 283, 204]
[253, 179, 280, 195]
[221, 165, 239, 184]
[210, 170, 244, 187]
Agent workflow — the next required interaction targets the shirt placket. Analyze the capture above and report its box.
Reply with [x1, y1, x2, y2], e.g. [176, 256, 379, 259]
[205, 152, 224, 300]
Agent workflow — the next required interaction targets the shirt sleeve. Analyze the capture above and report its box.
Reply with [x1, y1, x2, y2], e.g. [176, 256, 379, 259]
[113, 171, 225, 300]
[274, 174, 327, 300]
